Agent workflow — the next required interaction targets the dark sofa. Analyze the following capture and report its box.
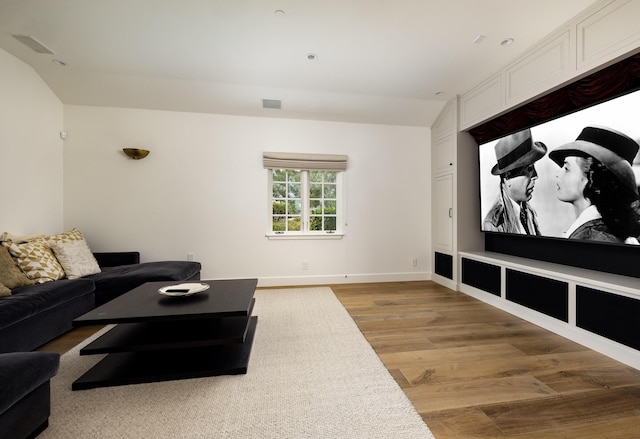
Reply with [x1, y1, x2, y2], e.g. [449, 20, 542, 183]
[0, 278, 95, 354]
[0, 251, 200, 439]
[89, 252, 201, 306]
[0, 251, 201, 353]
[0, 352, 59, 439]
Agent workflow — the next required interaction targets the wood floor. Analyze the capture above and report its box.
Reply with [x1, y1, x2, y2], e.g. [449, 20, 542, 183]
[332, 281, 640, 439]
[39, 281, 640, 438]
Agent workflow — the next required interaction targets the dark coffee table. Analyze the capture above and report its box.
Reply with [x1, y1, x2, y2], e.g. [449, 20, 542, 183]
[71, 278, 258, 390]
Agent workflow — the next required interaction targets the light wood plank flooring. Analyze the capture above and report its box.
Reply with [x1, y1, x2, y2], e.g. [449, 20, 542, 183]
[332, 281, 640, 438]
[38, 281, 640, 438]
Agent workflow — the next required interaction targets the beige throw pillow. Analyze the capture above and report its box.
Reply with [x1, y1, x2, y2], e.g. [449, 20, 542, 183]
[0, 246, 35, 289]
[50, 239, 101, 279]
[0, 281, 10, 297]
[3, 238, 65, 283]
[47, 228, 85, 245]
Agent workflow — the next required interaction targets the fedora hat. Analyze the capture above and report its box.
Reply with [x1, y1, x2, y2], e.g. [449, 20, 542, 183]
[549, 125, 639, 196]
[491, 128, 547, 175]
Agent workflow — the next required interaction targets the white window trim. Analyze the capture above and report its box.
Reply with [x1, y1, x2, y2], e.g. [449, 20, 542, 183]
[265, 233, 344, 240]
[265, 170, 345, 240]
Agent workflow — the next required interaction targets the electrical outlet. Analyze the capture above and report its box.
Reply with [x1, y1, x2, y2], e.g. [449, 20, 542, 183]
[411, 258, 418, 267]
[302, 261, 309, 270]
[187, 253, 195, 261]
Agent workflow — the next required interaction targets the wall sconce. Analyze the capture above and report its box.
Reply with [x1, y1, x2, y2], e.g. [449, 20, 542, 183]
[123, 148, 150, 160]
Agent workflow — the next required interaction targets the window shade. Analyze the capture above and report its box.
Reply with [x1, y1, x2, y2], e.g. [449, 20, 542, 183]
[263, 152, 348, 171]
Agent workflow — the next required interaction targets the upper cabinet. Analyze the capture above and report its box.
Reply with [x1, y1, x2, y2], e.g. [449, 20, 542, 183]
[459, 0, 640, 131]
[577, 0, 640, 72]
[433, 134, 454, 175]
[459, 74, 503, 131]
[431, 100, 456, 176]
[431, 100, 455, 140]
[505, 30, 572, 107]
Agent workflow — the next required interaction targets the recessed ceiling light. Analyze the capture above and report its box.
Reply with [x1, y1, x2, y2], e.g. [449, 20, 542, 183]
[52, 59, 66, 66]
[274, 9, 285, 16]
[306, 53, 317, 61]
[500, 38, 514, 46]
[435, 91, 445, 96]
[472, 35, 486, 44]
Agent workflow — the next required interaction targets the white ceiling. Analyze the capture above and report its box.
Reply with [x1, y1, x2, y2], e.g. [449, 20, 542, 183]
[0, 0, 600, 127]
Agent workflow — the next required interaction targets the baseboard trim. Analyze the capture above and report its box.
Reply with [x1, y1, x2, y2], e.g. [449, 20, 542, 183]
[256, 272, 431, 287]
[431, 274, 458, 291]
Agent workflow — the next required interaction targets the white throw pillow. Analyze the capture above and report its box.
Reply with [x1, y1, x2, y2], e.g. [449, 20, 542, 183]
[50, 239, 101, 279]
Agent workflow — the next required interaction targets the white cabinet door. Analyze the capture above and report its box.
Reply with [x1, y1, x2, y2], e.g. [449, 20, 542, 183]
[577, 0, 640, 72]
[433, 174, 453, 251]
[459, 73, 503, 130]
[433, 134, 454, 175]
[505, 30, 571, 107]
[432, 101, 455, 140]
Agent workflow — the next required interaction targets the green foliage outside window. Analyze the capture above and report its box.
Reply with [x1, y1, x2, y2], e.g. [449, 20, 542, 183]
[271, 169, 338, 233]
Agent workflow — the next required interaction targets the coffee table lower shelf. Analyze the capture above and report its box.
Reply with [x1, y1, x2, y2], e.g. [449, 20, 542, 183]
[72, 316, 257, 390]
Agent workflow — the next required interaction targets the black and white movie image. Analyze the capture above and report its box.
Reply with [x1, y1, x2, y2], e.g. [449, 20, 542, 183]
[479, 88, 640, 245]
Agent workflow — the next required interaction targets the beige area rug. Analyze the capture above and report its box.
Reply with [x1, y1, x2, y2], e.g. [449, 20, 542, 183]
[40, 287, 435, 438]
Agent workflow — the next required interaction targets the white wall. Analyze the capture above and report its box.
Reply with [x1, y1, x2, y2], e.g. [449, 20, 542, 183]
[0, 49, 64, 235]
[63, 105, 431, 285]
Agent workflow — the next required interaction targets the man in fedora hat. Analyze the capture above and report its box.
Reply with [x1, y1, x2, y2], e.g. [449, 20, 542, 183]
[483, 128, 548, 234]
[549, 125, 640, 243]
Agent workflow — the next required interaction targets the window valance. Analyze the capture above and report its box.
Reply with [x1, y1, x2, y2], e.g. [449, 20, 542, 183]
[262, 152, 348, 171]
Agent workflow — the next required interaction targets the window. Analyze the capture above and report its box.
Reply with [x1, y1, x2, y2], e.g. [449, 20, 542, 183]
[263, 152, 347, 238]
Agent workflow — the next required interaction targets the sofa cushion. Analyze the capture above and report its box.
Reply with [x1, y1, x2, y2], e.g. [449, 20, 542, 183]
[45, 227, 86, 249]
[47, 228, 101, 279]
[0, 279, 95, 330]
[0, 247, 34, 290]
[46, 227, 85, 245]
[50, 240, 101, 279]
[0, 352, 59, 416]
[87, 261, 201, 305]
[2, 239, 65, 283]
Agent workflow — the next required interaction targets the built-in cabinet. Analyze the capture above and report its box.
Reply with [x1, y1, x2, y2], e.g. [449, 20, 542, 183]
[459, 251, 640, 368]
[432, 134, 454, 175]
[432, 174, 453, 252]
[458, 0, 640, 131]
[430, 0, 640, 369]
[504, 30, 571, 107]
[577, 0, 640, 71]
[430, 100, 457, 289]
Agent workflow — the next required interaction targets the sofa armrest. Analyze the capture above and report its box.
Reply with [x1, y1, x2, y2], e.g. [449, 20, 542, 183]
[93, 252, 140, 267]
[0, 352, 60, 415]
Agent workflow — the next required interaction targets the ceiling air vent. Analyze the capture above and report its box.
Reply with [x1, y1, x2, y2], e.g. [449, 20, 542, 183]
[262, 99, 282, 110]
[11, 34, 55, 54]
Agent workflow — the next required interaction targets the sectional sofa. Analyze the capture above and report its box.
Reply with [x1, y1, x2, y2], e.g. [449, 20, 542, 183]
[0, 230, 201, 438]
[0, 251, 201, 353]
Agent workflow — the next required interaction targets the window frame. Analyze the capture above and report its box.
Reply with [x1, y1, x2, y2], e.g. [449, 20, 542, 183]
[266, 169, 344, 240]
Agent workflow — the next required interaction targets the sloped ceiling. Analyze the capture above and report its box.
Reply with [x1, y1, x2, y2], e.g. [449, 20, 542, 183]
[0, 0, 599, 126]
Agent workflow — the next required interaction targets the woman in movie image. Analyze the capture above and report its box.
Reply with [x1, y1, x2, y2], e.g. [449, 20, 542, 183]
[550, 125, 640, 244]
